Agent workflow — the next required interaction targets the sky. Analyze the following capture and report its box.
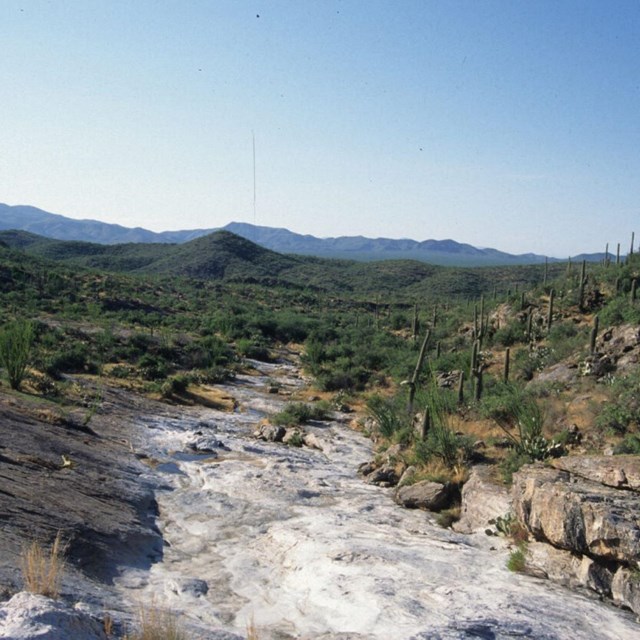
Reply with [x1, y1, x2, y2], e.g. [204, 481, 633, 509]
[1, 1, 639, 257]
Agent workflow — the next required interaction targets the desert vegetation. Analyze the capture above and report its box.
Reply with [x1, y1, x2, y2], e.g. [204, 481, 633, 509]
[1, 229, 639, 633]
[0, 230, 638, 483]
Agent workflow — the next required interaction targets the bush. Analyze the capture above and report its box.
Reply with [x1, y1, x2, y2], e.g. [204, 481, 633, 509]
[366, 394, 408, 438]
[161, 374, 191, 398]
[613, 434, 640, 455]
[596, 371, 640, 434]
[271, 401, 330, 427]
[45, 344, 99, 378]
[138, 354, 169, 381]
[0, 319, 34, 390]
[236, 338, 271, 362]
[507, 544, 527, 573]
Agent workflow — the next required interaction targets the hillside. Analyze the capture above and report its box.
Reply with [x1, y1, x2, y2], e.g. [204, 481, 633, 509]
[0, 203, 605, 266]
[0, 229, 566, 300]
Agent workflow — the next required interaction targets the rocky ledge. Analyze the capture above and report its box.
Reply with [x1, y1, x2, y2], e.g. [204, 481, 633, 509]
[512, 456, 640, 617]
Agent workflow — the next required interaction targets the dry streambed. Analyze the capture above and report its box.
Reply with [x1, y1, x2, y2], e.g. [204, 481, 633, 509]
[114, 358, 638, 639]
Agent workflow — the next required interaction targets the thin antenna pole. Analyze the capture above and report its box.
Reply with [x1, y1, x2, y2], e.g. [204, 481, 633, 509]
[252, 131, 257, 224]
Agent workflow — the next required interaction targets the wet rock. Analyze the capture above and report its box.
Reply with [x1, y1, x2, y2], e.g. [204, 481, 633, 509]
[454, 465, 511, 534]
[512, 463, 640, 563]
[394, 480, 452, 511]
[550, 455, 640, 490]
[253, 424, 285, 442]
[0, 592, 107, 640]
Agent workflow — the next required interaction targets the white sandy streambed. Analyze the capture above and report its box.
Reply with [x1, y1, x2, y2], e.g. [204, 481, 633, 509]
[116, 358, 639, 640]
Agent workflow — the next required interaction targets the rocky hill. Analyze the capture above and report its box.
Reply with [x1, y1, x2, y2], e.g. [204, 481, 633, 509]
[0, 203, 606, 266]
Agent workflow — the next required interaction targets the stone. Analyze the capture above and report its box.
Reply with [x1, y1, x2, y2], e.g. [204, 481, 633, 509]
[394, 480, 452, 511]
[365, 463, 401, 487]
[167, 577, 209, 597]
[611, 567, 640, 616]
[186, 435, 229, 454]
[282, 428, 304, 446]
[302, 433, 324, 451]
[453, 465, 511, 534]
[253, 424, 285, 442]
[512, 463, 640, 564]
[532, 362, 579, 385]
[0, 592, 107, 640]
[550, 455, 640, 491]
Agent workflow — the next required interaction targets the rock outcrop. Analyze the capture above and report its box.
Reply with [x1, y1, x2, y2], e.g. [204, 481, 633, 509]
[512, 457, 640, 617]
[453, 465, 511, 534]
[394, 480, 452, 511]
[0, 592, 108, 640]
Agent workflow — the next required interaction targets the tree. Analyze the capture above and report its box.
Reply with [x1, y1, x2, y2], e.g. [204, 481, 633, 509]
[0, 320, 34, 390]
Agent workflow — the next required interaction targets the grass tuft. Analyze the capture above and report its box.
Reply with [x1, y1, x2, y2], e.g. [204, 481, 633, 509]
[125, 603, 188, 640]
[21, 531, 66, 599]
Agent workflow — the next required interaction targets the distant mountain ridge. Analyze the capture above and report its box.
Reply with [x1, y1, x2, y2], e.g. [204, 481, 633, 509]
[0, 203, 604, 266]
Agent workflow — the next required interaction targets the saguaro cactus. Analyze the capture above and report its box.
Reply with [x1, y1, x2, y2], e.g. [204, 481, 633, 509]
[547, 289, 555, 332]
[590, 315, 599, 355]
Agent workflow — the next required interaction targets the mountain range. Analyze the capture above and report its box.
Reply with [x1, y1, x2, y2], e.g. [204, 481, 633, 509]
[0, 203, 604, 266]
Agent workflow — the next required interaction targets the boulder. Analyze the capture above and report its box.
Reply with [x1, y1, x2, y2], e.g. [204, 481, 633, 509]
[611, 567, 640, 616]
[453, 465, 511, 534]
[365, 463, 401, 487]
[394, 480, 452, 511]
[550, 455, 640, 491]
[186, 435, 230, 454]
[532, 362, 579, 386]
[253, 424, 286, 443]
[302, 433, 324, 451]
[0, 592, 107, 640]
[512, 463, 640, 564]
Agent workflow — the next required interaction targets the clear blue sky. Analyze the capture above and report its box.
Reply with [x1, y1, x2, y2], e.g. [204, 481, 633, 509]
[1, 0, 639, 256]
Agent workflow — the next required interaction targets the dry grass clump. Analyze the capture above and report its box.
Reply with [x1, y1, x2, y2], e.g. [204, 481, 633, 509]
[21, 531, 66, 599]
[246, 616, 260, 640]
[125, 603, 189, 640]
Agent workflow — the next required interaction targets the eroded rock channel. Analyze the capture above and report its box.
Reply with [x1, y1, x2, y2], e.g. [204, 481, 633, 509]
[1, 354, 638, 639]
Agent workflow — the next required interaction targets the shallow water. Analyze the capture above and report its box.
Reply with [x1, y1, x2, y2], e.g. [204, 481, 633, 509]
[117, 358, 639, 640]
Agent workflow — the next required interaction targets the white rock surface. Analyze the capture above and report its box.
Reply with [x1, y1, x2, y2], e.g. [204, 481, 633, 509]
[0, 592, 107, 640]
[110, 358, 640, 639]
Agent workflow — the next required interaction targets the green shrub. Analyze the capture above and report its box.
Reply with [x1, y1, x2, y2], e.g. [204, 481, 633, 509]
[366, 394, 408, 438]
[0, 319, 34, 390]
[138, 353, 169, 381]
[236, 338, 271, 362]
[492, 320, 526, 347]
[161, 374, 190, 398]
[45, 344, 99, 379]
[596, 371, 640, 434]
[613, 434, 640, 455]
[271, 401, 330, 427]
[507, 545, 527, 573]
